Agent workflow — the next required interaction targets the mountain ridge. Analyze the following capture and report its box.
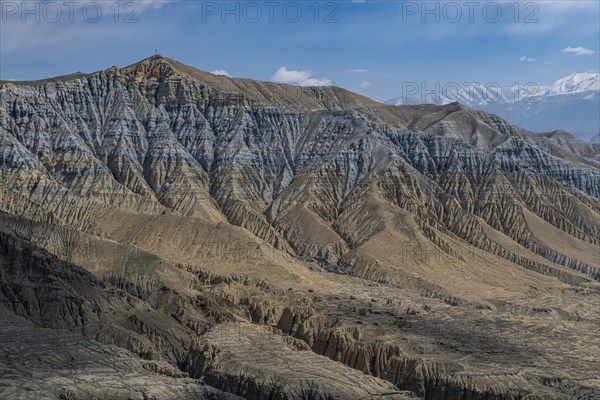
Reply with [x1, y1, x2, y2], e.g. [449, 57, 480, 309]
[384, 71, 600, 106]
[4, 55, 597, 142]
[384, 71, 600, 141]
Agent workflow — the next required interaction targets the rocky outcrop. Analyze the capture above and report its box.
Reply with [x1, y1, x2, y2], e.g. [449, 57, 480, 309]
[186, 323, 415, 400]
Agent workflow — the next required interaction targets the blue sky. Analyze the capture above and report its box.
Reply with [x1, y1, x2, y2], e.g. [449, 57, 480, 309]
[1, 0, 599, 101]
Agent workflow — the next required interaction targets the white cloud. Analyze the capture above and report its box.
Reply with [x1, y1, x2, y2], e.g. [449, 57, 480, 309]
[211, 70, 231, 77]
[562, 46, 595, 56]
[271, 67, 332, 87]
[360, 81, 371, 88]
[137, 0, 173, 10]
[519, 56, 537, 63]
[0, 0, 172, 54]
[105, 0, 174, 12]
[351, 69, 368, 73]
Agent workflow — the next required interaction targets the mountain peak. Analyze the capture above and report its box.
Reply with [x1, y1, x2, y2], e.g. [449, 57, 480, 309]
[549, 71, 600, 95]
[131, 54, 177, 67]
[118, 55, 193, 78]
[99, 56, 387, 114]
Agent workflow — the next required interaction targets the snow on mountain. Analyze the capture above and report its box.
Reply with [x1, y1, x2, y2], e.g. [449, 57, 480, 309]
[384, 83, 508, 106]
[384, 72, 600, 141]
[385, 72, 599, 106]
[543, 72, 600, 96]
[384, 82, 557, 106]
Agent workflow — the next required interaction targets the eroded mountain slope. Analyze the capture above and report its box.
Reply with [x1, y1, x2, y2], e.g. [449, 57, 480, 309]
[0, 56, 599, 399]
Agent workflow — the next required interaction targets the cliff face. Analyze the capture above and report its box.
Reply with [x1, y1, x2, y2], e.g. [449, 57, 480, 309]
[0, 56, 599, 399]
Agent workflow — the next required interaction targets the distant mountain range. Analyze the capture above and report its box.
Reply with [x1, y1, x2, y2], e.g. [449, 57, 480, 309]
[386, 72, 600, 142]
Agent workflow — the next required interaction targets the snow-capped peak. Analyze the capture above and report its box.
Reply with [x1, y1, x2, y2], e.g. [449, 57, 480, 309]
[384, 72, 600, 106]
[546, 72, 600, 95]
